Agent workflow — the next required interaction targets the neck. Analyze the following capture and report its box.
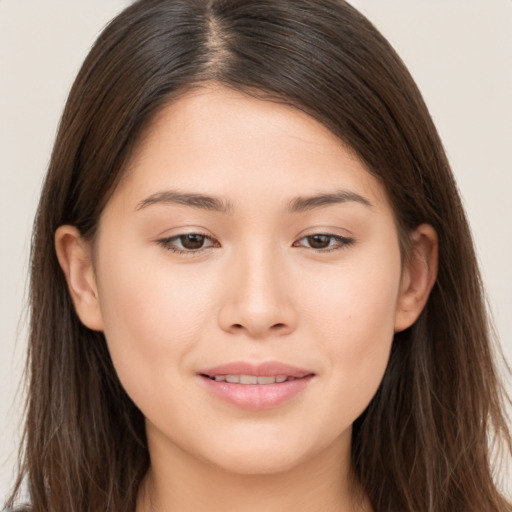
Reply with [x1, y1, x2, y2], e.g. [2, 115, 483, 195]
[137, 427, 370, 512]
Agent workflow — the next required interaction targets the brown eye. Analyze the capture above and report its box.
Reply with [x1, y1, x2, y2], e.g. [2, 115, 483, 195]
[179, 234, 207, 250]
[293, 233, 355, 252]
[307, 234, 331, 249]
[157, 233, 217, 254]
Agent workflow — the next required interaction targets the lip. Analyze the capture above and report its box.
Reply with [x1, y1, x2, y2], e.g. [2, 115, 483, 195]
[199, 361, 315, 410]
[200, 361, 313, 379]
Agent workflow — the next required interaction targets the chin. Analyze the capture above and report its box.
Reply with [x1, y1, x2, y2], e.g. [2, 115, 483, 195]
[192, 427, 338, 477]
[206, 447, 309, 476]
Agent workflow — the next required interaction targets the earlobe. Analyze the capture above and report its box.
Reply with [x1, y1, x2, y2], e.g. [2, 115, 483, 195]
[394, 224, 438, 333]
[55, 225, 104, 331]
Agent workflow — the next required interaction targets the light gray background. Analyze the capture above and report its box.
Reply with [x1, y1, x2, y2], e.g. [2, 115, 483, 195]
[1, 0, 511, 499]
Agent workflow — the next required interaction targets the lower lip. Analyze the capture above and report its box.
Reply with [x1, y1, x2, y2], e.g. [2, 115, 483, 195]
[200, 375, 313, 410]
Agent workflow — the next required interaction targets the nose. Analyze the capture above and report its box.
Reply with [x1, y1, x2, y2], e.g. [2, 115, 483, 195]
[217, 248, 298, 339]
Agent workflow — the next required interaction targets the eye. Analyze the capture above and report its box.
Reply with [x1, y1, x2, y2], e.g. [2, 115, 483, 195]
[293, 233, 354, 252]
[157, 233, 218, 254]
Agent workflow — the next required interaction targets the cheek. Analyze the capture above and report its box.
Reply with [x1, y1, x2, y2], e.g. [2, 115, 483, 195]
[301, 248, 401, 415]
[94, 247, 216, 409]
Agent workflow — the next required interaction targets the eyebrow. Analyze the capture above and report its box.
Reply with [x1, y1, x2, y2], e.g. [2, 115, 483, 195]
[287, 190, 373, 212]
[136, 188, 372, 213]
[136, 190, 233, 213]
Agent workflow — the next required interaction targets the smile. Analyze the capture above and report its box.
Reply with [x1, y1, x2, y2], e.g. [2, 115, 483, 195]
[199, 362, 314, 410]
[205, 374, 295, 384]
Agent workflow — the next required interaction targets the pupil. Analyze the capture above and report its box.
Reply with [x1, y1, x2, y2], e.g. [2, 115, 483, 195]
[308, 235, 330, 249]
[181, 234, 205, 250]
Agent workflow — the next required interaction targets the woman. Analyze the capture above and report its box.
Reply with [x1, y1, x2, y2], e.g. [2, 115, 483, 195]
[5, 0, 511, 511]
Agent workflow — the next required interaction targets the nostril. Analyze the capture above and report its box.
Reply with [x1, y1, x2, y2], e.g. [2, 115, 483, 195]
[231, 322, 286, 332]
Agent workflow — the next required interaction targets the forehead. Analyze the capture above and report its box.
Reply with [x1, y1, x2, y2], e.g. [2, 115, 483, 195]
[113, 85, 390, 213]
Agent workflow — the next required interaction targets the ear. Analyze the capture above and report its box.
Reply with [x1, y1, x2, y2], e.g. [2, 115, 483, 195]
[55, 225, 104, 331]
[394, 223, 438, 333]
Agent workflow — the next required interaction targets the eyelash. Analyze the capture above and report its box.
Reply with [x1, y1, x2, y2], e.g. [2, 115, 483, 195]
[157, 234, 219, 256]
[156, 233, 355, 255]
[292, 233, 355, 252]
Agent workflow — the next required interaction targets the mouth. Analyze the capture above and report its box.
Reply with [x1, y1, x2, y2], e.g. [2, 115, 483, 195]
[199, 361, 315, 410]
[199, 361, 313, 383]
[201, 374, 304, 384]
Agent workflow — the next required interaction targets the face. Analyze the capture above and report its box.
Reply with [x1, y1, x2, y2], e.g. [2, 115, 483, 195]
[64, 86, 427, 477]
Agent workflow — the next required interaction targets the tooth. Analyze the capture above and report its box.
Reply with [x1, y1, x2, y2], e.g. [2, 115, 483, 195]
[239, 374, 258, 384]
[257, 376, 276, 384]
[217, 374, 293, 384]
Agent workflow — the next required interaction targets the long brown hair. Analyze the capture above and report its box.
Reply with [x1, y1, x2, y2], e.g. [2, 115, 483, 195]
[6, 0, 511, 510]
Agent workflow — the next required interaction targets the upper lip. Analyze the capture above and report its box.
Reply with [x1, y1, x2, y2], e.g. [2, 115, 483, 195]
[200, 361, 314, 378]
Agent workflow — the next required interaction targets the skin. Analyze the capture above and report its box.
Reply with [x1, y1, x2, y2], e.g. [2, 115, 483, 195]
[56, 85, 438, 512]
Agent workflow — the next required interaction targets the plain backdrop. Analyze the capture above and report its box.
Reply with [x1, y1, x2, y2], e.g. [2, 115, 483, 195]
[1, 0, 511, 499]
